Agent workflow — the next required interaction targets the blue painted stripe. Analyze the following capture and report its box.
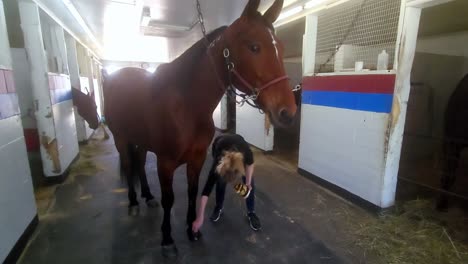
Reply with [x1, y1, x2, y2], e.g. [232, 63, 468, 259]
[302, 90, 393, 113]
[50, 88, 72, 105]
[0, 94, 20, 120]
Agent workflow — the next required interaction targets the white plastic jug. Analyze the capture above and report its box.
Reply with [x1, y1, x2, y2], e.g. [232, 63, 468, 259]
[377, 50, 389, 71]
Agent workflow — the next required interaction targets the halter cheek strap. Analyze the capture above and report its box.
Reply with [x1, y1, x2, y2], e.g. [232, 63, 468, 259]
[223, 48, 291, 108]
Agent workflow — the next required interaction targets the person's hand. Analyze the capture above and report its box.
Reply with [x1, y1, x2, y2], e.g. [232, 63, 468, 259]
[192, 218, 203, 232]
[246, 184, 252, 192]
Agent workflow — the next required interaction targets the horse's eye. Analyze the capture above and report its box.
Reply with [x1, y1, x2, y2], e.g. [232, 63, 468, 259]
[248, 44, 260, 54]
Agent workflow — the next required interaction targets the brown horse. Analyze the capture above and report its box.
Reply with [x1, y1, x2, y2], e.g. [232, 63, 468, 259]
[438, 73, 468, 210]
[103, 0, 296, 255]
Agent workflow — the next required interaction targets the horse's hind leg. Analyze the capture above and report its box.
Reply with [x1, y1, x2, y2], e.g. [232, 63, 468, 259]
[115, 137, 139, 208]
[157, 158, 178, 257]
[186, 150, 206, 241]
[135, 147, 157, 207]
[437, 142, 461, 210]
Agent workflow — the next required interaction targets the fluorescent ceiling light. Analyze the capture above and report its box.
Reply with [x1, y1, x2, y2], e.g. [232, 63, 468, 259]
[278, 6, 303, 21]
[304, 0, 327, 9]
[141, 16, 151, 26]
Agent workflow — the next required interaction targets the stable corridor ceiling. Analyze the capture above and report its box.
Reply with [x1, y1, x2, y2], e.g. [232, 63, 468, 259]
[35, 0, 302, 62]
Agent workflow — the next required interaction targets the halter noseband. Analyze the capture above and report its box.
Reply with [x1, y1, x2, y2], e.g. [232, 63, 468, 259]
[222, 48, 290, 108]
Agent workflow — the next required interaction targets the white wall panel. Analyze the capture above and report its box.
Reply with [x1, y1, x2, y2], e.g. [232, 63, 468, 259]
[299, 104, 389, 206]
[0, 117, 37, 262]
[52, 100, 78, 172]
[236, 100, 274, 151]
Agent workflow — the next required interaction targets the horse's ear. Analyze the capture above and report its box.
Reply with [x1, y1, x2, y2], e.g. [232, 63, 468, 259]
[241, 0, 260, 18]
[263, 0, 284, 24]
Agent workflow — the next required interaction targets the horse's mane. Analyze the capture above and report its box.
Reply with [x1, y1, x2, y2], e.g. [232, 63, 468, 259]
[154, 26, 228, 89]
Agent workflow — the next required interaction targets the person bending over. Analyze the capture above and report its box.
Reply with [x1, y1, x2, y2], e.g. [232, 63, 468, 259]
[192, 134, 261, 233]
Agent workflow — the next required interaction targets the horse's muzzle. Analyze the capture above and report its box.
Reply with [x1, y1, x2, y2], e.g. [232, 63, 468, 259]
[278, 108, 295, 127]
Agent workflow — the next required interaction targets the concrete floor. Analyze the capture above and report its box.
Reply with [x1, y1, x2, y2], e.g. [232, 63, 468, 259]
[18, 130, 370, 264]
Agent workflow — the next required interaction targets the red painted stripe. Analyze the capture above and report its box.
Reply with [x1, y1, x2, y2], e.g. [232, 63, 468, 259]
[4, 70, 16, 93]
[302, 74, 396, 94]
[24, 128, 40, 152]
[0, 70, 6, 94]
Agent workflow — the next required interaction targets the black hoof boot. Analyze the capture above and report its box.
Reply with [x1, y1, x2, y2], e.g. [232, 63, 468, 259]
[187, 227, 202, 242]
[162, 244, 178, 258]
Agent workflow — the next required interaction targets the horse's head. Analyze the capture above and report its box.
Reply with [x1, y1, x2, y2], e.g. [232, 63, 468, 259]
[72, 87, 100, 129]
[224, 0, 297, 127]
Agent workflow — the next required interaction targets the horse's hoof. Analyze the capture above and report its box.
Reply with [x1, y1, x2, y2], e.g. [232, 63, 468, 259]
[187, 228, 202, 242]
[161, 244, 178, 258]
[128, 205, 140, 216]
[146, 199, 159, 208]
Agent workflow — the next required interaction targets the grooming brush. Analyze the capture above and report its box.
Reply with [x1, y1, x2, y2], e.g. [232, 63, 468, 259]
[234, 183, 251, 199]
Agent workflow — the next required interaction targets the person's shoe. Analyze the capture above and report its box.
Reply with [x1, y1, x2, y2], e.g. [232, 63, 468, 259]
[247, 212, 261, 231]
[210, 207, 223, 222]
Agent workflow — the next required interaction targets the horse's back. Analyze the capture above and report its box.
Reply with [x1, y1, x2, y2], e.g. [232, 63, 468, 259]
[104, 68, 154, 138]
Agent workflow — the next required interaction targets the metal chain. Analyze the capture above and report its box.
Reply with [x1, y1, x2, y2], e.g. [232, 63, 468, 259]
[315, 0, 369, 75]
[196, 0, 206, 37]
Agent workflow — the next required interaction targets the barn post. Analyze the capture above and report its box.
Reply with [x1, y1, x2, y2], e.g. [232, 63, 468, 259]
[302, 14, 318, 76]
[18, 0, 61, 176]
[381, 5, 422, 207]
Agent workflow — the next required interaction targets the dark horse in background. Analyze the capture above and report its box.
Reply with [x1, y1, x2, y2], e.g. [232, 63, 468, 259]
[71, 87, 109, 140]
[438, 73, 468, 210]
[103, 0, 296, 256]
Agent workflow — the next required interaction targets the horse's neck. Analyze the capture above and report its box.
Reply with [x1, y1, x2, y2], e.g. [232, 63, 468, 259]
[187, 38, 228, 115]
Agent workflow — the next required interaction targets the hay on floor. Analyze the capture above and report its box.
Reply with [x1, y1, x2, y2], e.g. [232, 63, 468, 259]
[351, 200, 468, 264]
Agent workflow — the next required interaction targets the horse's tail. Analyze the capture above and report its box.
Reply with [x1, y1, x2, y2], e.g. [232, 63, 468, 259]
[119, 144, 141, 187]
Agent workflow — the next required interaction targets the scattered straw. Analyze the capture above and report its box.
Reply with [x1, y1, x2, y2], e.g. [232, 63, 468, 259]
[349, 200, 468, 264]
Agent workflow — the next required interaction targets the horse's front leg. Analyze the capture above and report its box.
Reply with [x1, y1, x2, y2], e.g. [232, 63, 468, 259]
[186, 150, 207, 241]
[157, 158, 177, 257]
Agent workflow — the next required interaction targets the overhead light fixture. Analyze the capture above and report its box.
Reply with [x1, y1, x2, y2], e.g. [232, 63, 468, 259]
[304, 0, 327, 9]
[141, 16, 151, 27]
[148, 22, 191, 32]
[277, 6, 303, 21]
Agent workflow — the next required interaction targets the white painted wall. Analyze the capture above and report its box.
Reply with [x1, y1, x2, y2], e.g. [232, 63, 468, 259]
[53, 99, 79, 170]
[11, 48, 36, 130]
[213, 95, 227, 130]
[299, 105, 390, 205]
[236, 100, 274, 151]
[0, 116, 37, 262]
[0, 0, 11, 69]
[0, 1, 37, 261]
